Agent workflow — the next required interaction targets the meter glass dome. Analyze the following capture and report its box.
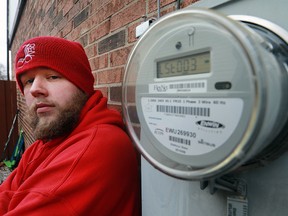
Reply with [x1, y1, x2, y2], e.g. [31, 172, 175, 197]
[122, 8, 288, 180]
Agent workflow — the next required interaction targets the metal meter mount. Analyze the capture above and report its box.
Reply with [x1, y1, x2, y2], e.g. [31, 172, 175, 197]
[122, 8, 288, 180]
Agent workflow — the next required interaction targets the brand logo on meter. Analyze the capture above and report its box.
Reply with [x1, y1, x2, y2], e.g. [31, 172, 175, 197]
[196, 120, 225, 129]
[153, 84, 168, 92]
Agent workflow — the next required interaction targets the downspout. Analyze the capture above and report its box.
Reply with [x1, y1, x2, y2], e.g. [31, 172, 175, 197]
[8, 0, 27, 48]
[7, 0, 27, 80]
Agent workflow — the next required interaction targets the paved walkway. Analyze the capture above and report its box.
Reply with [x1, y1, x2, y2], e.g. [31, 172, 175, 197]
[0, 164, 11, 184]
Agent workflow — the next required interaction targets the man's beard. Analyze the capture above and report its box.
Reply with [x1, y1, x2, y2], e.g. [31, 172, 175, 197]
[26, 90, 89, 141]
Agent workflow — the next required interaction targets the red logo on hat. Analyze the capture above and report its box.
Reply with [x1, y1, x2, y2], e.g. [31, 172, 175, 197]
[17, 43, 36, 68]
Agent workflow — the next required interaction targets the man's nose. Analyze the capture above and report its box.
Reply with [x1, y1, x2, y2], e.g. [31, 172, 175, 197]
[29, 77, 48, 97]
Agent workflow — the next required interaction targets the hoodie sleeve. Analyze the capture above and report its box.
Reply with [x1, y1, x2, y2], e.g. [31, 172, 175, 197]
[0, 142, 40, 215]
[0, 125, 140, 216]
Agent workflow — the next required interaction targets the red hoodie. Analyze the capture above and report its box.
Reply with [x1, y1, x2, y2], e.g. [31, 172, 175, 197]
[0, 91, 140, 216]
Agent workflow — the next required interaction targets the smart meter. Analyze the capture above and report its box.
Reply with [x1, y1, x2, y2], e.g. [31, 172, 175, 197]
[122, 8, 288, 180]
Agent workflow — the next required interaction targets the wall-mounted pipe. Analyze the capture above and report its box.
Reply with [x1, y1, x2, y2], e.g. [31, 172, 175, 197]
[177, 0, 181, 9]
[157, 0, 160, 18]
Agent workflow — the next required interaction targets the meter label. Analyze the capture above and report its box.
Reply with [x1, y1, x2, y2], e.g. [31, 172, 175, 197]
[149, 80, 207, 94]
[227, 196, 248, 216]
[141, 97, 243, 155]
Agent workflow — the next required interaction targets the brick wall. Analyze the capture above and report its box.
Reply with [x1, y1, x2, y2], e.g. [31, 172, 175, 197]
[11, 0, 198, 146]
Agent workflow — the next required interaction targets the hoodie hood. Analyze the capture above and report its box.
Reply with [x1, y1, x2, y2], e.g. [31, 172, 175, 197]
[72, 90, 124, 135]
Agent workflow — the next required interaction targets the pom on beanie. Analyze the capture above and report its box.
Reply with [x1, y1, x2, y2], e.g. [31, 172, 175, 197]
[15, 36, 95, 96]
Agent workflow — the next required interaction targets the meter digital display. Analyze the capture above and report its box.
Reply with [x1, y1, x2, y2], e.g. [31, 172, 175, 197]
[157, 51, 211, 78]
[122, 8, 288, 180]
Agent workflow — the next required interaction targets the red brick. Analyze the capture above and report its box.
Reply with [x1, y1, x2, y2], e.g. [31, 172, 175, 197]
[110, 46, 132, 67]
[60, 21, 73, 37]
[148, 0, 175, 13]
[89, 57, 99, 71]
[92, 71, 98, 85]
[182, 0, 200, 8]
[99, 54, 109, 69]
[91, 0, 125, 26]
[63, 0, 74, 15]
[110, 0, 146, 31]
[66, 25, 81, 41]
[42, 1, 52, 14]
[89, 20, 111, 43]
[98, 67, 123, 84]
[160, 5, 175, 17]
[66, 0, 81, 21]
[85, 43, 98, 58]
[91, 6, 111, 24]
[79, 19, 91, 35]
[50, 27, 58, 36]
[90, 0, 110, 13]
[89, 53, 108, 70]
[57, 15, 68, 31]
[67, 16, 91, 40]
[88, 12, 101, 28]
[79, 0, 93, 10]
[73, 7, 89, 28]
[98, 30, 125, 54]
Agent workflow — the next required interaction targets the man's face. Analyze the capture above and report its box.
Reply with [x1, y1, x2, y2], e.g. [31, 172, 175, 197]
[20, 67, 88, 141]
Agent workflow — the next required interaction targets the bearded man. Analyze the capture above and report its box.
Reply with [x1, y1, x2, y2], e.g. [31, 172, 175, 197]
[0, 36, 140, 216]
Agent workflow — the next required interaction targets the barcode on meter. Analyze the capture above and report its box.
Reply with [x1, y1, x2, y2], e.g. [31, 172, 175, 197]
[156, 105, 210, 116]
[169, 82, 205, 89]
[169, 136, 191, 145]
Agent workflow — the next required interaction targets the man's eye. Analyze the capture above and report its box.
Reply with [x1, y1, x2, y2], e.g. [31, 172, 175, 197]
[48, 75, 60, 80]
[24, 78, 34, 85]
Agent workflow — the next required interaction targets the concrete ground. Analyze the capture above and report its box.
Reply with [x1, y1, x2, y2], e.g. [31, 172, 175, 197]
[0, 164, 11, 184]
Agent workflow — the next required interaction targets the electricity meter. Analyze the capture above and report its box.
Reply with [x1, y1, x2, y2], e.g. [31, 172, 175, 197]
[122, 8, 288, 180]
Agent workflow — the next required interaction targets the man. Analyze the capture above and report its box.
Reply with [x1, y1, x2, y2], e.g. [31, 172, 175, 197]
[0, 36, 140, 215]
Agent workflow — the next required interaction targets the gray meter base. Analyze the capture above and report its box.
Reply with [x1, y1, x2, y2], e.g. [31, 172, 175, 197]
[142, 153, 288, 216]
